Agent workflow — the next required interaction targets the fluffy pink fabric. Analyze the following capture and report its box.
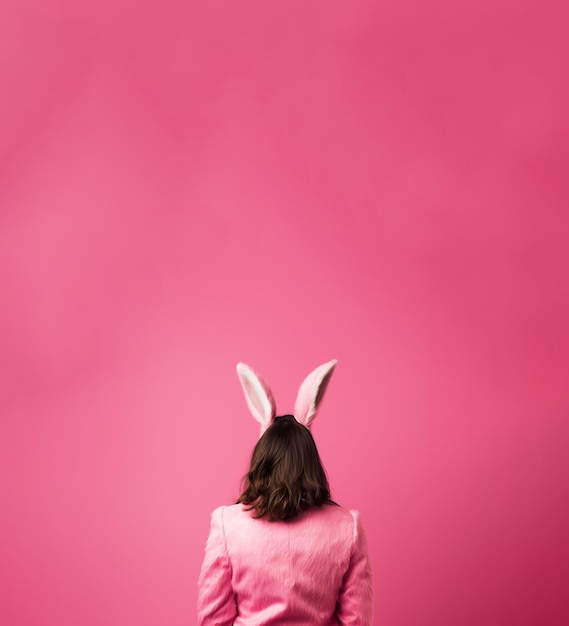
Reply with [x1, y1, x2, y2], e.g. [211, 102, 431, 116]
[197, 503, 374, 625]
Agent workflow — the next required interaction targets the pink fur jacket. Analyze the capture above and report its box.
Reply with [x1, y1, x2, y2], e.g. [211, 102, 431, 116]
[197, 502, 374, 625]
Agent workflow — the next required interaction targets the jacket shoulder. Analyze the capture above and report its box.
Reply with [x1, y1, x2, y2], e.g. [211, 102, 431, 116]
[209, 503, 252, 524]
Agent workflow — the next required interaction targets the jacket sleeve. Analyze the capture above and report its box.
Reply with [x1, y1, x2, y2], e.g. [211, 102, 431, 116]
[335, 510, 374, 626]
[197, 506, 237, 626]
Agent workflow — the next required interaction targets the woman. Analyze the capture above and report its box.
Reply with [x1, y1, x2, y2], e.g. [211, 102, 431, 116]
[197, 361, 374, 625]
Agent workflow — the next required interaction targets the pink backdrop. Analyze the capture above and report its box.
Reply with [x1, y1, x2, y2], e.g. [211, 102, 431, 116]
[1, 1, 568, 625]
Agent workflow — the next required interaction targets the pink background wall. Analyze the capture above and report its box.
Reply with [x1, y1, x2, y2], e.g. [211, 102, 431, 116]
[1, 1, 568, 625]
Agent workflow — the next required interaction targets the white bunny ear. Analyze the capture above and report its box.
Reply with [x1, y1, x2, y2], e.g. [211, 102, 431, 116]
[236, 362, 277, 436]
[294, 360, 337, 429]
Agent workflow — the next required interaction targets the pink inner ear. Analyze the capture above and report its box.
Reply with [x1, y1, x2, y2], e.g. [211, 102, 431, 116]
[294, 360, 337, 428]
[236, 363, 276, 431]
[241, 377, 267, 420]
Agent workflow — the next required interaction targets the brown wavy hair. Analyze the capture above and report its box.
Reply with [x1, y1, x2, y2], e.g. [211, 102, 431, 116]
[237, 415, 333, 520]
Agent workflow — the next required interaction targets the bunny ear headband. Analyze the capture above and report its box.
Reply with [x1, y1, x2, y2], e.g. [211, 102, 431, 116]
[236, 360, 338, 436]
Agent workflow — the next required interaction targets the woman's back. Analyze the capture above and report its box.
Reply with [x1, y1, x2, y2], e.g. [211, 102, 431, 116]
[198, 503, 373, 625]
[197, 360, 374, 625]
